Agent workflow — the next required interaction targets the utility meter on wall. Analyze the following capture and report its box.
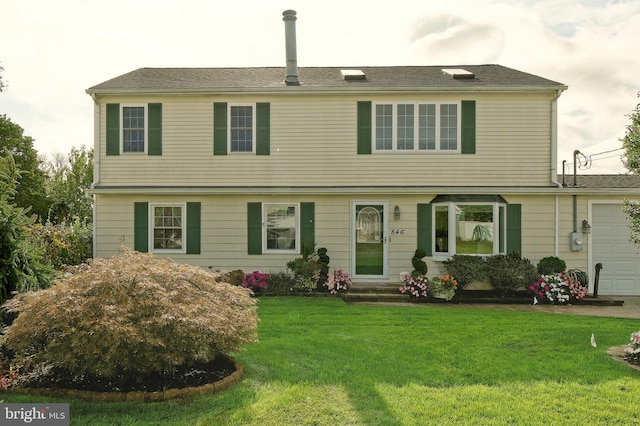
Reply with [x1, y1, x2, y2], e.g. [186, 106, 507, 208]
[570, 231, 584, 251]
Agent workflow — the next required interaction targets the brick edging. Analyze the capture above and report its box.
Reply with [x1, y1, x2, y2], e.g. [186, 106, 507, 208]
[7, 356, 243, 402]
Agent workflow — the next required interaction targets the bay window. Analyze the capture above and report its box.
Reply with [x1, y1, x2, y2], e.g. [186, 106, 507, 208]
[432, 197, 507, 258]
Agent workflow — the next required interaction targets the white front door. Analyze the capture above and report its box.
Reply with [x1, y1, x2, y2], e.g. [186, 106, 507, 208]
[351, 201, 389, 280]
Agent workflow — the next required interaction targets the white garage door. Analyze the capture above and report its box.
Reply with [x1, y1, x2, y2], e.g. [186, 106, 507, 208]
[592, 204, 640, 295]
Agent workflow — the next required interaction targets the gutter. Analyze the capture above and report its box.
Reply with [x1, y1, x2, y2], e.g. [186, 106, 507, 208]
[86, 184, 637, 196]
[85, 85, 568, 97]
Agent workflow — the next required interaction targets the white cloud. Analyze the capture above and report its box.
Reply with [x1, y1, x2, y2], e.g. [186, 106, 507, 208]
[1, 0, 639, 173]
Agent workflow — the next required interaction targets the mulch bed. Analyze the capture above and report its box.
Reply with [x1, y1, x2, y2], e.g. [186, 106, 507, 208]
[6, 355, 243, 402]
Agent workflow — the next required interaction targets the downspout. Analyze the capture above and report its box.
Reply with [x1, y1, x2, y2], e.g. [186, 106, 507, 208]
[550, 89, 563, 188]
[555, 195, 559, 257]
[90, 93, 100, 258]
[550, 89, 563, 257]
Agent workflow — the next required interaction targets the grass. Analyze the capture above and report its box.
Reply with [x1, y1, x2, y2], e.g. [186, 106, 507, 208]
[3, 297, 640, 425]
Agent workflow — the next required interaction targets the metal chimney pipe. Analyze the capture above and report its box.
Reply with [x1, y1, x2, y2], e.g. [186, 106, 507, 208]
[282, 9, 300, 86]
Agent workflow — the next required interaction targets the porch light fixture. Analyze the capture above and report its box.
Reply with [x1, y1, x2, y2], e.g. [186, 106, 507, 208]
[582, 219, 591, 234]
[394, 205, 401, 220]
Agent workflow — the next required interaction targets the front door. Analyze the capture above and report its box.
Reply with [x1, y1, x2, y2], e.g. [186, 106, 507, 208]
[351, 201, 388, 280]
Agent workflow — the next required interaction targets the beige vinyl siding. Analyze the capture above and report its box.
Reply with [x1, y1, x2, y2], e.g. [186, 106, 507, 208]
[96, 92, 556, 188]
[96, 192, 633, 285]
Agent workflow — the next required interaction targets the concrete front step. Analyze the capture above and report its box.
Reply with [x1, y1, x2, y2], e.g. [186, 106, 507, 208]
[343, 292, 409, 303]
[343, 284, 405, 303]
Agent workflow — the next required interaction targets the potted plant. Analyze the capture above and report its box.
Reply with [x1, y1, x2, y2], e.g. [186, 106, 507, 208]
[431, 274, 458, 301]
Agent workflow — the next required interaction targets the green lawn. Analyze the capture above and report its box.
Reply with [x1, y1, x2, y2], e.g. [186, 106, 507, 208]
[3, 298, 640, 425]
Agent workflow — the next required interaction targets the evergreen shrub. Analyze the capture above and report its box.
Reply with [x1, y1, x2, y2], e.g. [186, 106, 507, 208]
[537, 256, 567, 275]
[442, 255, 486, 290]
[484, 252, 537, 296]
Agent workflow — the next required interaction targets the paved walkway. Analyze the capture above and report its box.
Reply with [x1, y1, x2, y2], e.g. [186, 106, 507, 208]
[447, 296, 640, 319]
[362, 297, 640, 319]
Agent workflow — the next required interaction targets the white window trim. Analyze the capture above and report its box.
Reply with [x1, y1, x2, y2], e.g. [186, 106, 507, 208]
[120, 104, 148, 154]
[228, 103, 256, 154]
[262, 202, 300, 254]
[372, 101, 461, 153]
[432, 202, 505, 261]
[149, 202, 186, 254]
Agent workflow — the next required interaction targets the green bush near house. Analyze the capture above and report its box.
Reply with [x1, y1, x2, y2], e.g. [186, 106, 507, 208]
[537, 256, 567, 275]
[266, 271, 297, 295]
[410, 248, 428, 277]
[485, 252, 537, 296]
[442, 255, 486, 290]
[0, 248, 258, 389]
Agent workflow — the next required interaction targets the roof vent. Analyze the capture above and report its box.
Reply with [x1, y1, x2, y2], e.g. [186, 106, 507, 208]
[341, 69, 366, 81]
[441, 68, 475, 79]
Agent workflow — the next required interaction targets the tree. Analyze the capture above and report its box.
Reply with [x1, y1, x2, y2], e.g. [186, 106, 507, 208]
[44, 146, 94, 224]
[0, 115, 49, 220]
[0, 152, 54, 303]
[622, 93, 640, 249]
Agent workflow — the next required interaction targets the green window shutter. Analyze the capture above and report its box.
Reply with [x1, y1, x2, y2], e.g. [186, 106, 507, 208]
[134, 202, 149, 252]
[498, 206, 505, 253]
[148, 103, 162, 155]
[106, 103, 120, 156]
[256, 103, 270, 155]
[247, 202, 262, 254]
[506, 204, 522, 254]
[357, 101, 372, 154]
[300, 202, 315, 254]
[186, 202, 201, 254]
[461, 100, 476, 154]
[417, 203, 433, 256]
[213, 102, 228, 155]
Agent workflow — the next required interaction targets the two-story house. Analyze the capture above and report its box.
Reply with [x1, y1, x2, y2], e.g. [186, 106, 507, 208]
[86, 10, 640, 296]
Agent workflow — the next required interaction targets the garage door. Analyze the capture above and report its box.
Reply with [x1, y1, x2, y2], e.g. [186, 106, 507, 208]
[592, 204, 640, 295]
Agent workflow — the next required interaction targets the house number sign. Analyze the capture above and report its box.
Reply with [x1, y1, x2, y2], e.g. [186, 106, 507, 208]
[390, 229, 405, 236]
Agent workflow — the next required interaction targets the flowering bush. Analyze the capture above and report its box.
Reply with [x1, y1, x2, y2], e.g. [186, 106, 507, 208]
[242, 271, 270, 292]
[324, 268, 352, 294]
[624, 331, 640, 365]
[399, 274, 435, 299]
[528, 273, 587, 304]
[431, 274, 458, 301]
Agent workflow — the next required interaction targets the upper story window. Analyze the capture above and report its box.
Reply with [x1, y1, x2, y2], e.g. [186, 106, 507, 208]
[374, 102, 459, 152]
[122, 105, 147, 153]
[230, 104, 255, 153]
[264, 203, 299, 253]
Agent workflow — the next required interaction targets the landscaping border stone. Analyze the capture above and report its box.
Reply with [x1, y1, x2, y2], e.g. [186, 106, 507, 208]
[607, 345, 640, 372]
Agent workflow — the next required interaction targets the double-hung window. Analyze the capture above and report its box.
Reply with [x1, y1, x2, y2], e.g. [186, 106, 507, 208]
[230, 104, 255, 153]
[263, 203, 299, 253]
[151, 203, 185, 252]
[433, 201, 506, 258]
[122, 105, 146, 153]
[374, 102, 459, 152]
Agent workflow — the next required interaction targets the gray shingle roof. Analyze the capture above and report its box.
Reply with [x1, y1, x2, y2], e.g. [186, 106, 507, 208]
[87, 64, 566, 93]
[559, 174, 640, 189]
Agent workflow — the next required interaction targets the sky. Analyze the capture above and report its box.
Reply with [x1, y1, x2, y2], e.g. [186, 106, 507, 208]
[1, 0, 639, 175]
